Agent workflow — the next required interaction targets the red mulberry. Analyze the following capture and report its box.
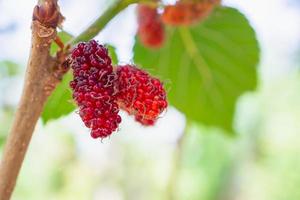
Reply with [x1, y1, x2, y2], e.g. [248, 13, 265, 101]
[162, 0, 220, 26]
[137, 4, 165, 49]
[115, 65, 168, 126]
[69, 40, 121, 139]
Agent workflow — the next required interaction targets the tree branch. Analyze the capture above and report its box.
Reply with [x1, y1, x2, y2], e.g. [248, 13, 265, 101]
[0, 1, 66, 199]
[0, 0, 154, 199]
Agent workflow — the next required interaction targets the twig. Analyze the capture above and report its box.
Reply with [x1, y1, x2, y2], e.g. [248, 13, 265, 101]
[0, 1, 65, 199]
[0, 0, 153, 199]
[71, 0, 156, 44]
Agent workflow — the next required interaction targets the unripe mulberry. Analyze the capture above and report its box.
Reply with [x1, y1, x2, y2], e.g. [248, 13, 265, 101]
[162, 0, 220, 26]
[69, 40, 121, 139]
[137, 4, 165, 49]
[115, 65, 168, 126]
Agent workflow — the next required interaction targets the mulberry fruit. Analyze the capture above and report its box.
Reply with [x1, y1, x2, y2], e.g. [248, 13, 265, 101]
[69, 40, 121, 139]
[162, 0, 220, 26]
[115, 65, 168, 126]
[137, 4, 165, 48]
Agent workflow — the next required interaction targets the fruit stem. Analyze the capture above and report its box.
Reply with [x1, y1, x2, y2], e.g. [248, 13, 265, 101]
[54, 36, 65, 49]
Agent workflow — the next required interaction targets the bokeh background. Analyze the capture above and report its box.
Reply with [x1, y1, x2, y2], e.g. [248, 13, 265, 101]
[1, 0, 300, 199]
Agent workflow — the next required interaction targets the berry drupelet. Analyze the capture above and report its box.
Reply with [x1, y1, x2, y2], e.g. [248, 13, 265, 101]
[162, 0, 220, 26]
[69, 40, 121, 139]
[137, 4, 165, 48]
[115, 65, 168, 126]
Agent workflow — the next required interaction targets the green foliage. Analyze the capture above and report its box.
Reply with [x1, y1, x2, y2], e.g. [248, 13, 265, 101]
[107, 44, 118, 65]
[176, 126, 233, 200]
[0, 109, 14, 150]
[134, 7, 259, 133]
[42, 73, 75, 124]
[0, 135, 5, 148]
[0, 60, 20, 78]
[42, 31, 74, 124]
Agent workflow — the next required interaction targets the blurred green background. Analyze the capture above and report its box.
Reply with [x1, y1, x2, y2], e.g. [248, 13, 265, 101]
[1, 0, 300, 199]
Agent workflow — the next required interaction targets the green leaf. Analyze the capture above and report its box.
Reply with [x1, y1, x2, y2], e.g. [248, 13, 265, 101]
[133, 7, 259, 132]
[42, 31, 75, 124]
[42, 73, 75, 123]
[107, 44, 118, 65]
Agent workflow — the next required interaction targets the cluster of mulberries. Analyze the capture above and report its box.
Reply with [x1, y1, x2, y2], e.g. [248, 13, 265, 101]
[136, 0, 220, 49]
[69, 0, 220, 139]
[69, 40, 121, 139]
[115, 65, 168, 126]
[162, 0, 220, 26]
[69, 41, 168, 139]
[137, 4, 165, 48]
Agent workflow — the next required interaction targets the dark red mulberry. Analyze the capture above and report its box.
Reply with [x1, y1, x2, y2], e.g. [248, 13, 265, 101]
[137, 4, 165, 49]
[69, 40, 121, 139]
[115, 65, 168, 126]
[162, 0, 220, 26]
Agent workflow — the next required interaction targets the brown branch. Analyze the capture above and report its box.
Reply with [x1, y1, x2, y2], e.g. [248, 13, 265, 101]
[0, 1, 66, 199]
[0, 0, 145, 198]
